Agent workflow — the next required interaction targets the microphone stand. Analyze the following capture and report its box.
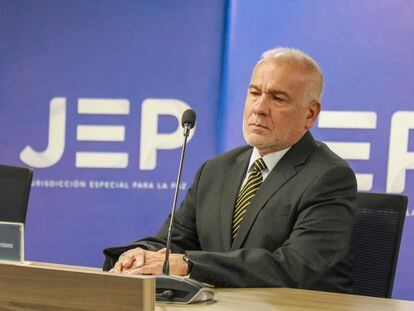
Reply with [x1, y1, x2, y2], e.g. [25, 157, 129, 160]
[162, 123, 190, 275]
[155, 112, 215, 304]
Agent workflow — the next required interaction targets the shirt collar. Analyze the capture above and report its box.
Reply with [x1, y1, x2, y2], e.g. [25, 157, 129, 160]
[248, 146, 291, 173]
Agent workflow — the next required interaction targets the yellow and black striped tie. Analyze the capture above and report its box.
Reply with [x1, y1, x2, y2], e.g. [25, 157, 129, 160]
[232, 158, 266, 239]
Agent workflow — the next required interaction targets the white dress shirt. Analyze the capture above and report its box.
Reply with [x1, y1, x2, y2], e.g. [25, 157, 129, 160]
[239, 146, 291, 191]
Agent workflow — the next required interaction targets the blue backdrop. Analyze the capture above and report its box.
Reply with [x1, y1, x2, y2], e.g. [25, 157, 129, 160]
[1, 0, 413, 301]
[0, 0, 226, 265]
[220, 0, 414, 300]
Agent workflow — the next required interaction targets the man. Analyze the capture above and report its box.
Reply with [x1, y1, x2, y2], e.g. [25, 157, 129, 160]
[103, 47, 357, 293]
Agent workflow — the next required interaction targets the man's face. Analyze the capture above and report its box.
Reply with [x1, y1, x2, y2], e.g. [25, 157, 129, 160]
[243, 59, 320, 155]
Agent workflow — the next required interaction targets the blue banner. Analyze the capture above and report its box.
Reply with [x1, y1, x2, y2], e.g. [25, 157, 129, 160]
[0, 0, 227, 267]
[219, 0, 414, 300]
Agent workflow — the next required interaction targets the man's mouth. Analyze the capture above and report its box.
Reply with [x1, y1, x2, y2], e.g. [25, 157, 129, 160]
[249, 123, 268, 129]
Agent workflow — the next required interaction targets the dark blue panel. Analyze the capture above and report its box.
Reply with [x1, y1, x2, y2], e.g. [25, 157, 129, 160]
[220, 0, 414, 300]
[0, 0, 227, 267]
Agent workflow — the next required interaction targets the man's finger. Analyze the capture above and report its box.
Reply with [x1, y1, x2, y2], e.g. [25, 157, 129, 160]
[157, 248, 167, 254]
[120, 254, 135, 271]
[126, 264, 161, 275]
[110, 261, 123, 273]
[133, 250, 145, 268]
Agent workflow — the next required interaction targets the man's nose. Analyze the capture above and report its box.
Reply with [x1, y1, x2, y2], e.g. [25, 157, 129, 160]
[253, 94, 270, 115]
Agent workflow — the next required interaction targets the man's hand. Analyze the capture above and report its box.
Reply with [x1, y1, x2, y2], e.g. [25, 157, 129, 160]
[109, 247, 189, 276]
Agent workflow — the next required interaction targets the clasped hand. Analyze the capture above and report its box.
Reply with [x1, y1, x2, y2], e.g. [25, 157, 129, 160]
[109, 247, 188, 276]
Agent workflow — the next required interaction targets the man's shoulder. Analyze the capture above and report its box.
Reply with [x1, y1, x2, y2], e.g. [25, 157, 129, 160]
[312, 139, 352, 169]
[286, 131, 352, 171]
[291, 136, 357, 199]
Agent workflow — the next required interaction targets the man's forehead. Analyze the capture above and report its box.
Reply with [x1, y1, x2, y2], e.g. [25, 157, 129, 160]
[251, 59, 314, 86]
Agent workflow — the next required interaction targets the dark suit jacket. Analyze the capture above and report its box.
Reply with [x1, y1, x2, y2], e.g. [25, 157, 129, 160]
[103, 131, 357, 293]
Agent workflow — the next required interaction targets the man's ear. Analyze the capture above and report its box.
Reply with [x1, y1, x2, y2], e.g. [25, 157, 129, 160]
[305, 101, 321, 129]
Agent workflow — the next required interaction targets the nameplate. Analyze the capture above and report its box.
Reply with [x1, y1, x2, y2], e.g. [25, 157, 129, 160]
[0, 221, 24, 262]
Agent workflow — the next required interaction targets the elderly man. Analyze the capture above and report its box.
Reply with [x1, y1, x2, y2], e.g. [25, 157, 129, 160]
[103, 47, 357, 294]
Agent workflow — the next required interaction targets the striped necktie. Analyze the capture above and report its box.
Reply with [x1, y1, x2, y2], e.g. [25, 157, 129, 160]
[232, 158, 267, 239]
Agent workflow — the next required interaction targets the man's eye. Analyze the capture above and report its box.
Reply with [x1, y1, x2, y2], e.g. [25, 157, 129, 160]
[250, 91, 260, 96]
[273, 96, 286, 102]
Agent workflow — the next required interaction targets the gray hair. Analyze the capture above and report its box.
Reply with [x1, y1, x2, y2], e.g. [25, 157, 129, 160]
[261, 47, 323, 102]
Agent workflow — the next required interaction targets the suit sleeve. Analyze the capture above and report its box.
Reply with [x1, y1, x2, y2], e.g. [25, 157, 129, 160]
[185, 165, 357, 288]
[102, 162, 205, 271]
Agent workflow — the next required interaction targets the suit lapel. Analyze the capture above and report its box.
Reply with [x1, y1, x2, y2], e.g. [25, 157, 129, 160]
[220, 149, 251, 252]
[231, 132, 316, 251]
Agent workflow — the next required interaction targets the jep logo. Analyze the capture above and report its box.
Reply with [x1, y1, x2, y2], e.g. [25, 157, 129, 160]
[20, 98, 195, 170]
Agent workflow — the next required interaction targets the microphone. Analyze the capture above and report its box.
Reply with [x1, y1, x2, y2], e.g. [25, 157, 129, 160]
[156, 109, 215, 304]
[181, 108, 196, 136]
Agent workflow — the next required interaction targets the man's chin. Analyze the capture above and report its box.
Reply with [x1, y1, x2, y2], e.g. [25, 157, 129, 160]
[245, 138, 277, 149]
[244, 135, 286, 151]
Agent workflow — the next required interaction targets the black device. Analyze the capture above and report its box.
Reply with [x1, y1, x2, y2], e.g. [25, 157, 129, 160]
[155, 109, 215, 304]
[0, 164, 33, 223]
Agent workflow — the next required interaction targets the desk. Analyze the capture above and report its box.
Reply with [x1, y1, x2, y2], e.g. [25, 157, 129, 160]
[156, 288, 414, 311]
[1, 262, 413, 310]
